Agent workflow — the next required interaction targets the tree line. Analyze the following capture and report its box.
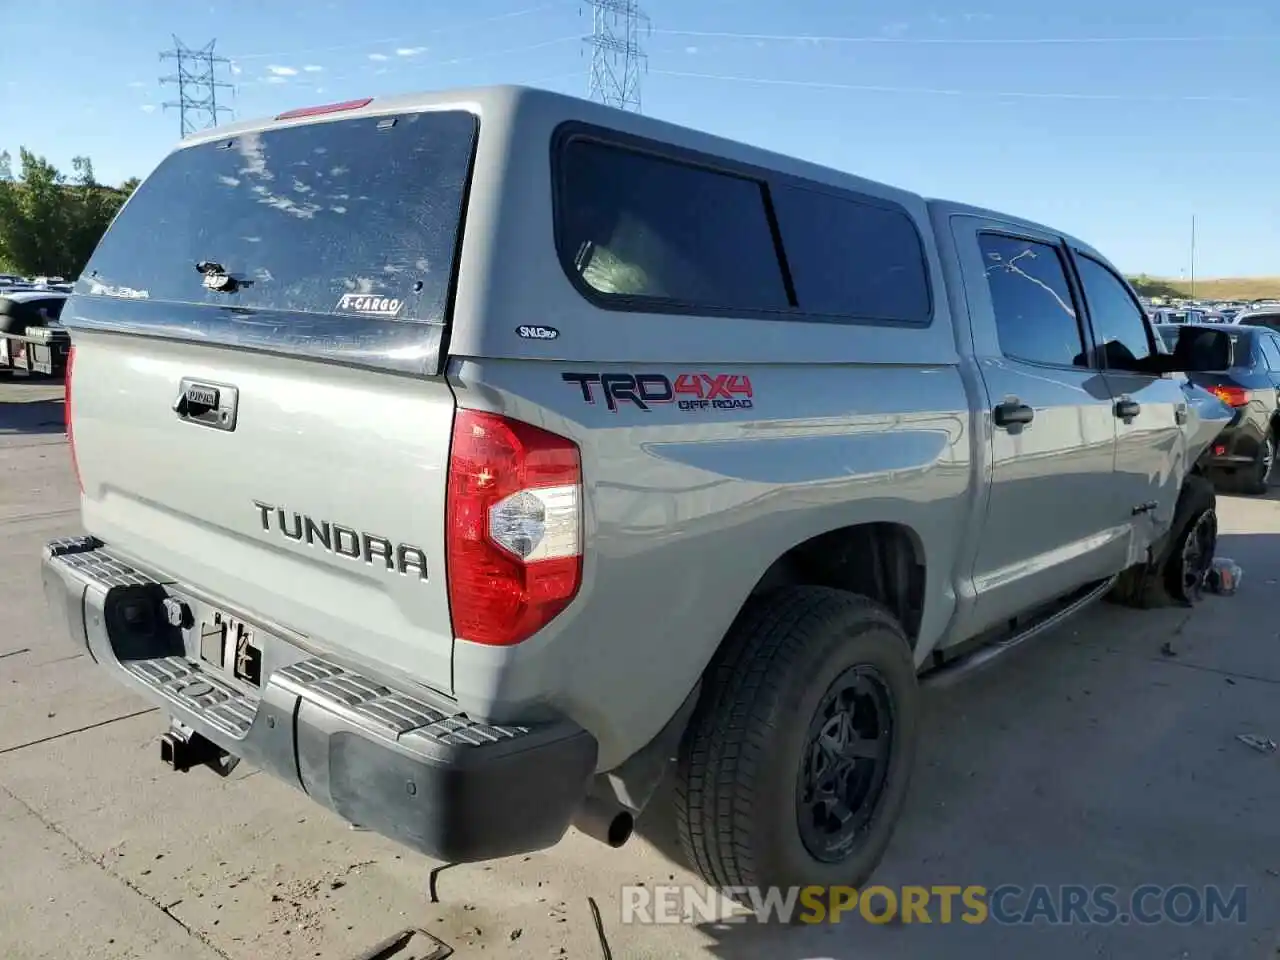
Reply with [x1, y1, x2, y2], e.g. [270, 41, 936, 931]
[0, 148, 139, 279]
[1127, 274, 1190, 299]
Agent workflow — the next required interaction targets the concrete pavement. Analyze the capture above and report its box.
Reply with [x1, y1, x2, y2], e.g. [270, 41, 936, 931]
[1, 373, 1277, 959]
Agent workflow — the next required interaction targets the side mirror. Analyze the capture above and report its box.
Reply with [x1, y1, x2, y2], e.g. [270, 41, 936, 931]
[1145, 326, 1233, 374]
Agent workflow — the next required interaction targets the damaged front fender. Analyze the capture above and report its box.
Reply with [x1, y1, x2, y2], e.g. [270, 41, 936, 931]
[1179, 377, 1236, 469]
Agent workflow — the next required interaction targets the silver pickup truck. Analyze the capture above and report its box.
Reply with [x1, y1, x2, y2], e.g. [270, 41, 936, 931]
[41, 86, 1233, 893]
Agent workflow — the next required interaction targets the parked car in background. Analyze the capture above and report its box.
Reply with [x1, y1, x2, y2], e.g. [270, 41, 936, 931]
[1151, 307, 1208, 325]
[1236, 306, 1280, 333]
[1156, 322, 1280, 494]
[0, 290, 72, 377]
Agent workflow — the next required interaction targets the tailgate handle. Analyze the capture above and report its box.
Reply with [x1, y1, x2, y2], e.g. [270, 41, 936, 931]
[174, 379, 238, 432]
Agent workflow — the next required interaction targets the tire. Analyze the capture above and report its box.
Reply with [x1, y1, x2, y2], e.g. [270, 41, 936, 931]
[1242, 432, 1276, 496]
[1107, 563, 1161, 608]
[1160, 475, 1217, 603]
[1110, 474, 1217, 608]
[674, 587, 919, 892]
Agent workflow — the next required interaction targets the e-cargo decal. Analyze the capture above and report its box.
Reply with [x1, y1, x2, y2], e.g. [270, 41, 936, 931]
[562, 372, 754, 412]
[334, 293, 404, 317]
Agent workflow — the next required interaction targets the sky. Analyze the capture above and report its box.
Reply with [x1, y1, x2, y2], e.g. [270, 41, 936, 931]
[1, 0, 1277, 278]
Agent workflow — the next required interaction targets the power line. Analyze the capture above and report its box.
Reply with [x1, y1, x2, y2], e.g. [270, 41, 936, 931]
[159, 36, 235, 137]
[583, 0, 650, 112]
[650, 28, 1280, 45]
[652, 68, 1259, 104]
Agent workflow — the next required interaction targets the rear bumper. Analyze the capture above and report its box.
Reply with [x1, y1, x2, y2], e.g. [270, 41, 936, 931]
[41, 536, 597, 863]
[1203, 419, 1266, 469]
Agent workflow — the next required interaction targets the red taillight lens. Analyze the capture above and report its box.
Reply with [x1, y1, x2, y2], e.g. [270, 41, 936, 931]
[1208, 384, 1250, 408]
[65, 344, 83, 493]
[446, 410, 582, 647]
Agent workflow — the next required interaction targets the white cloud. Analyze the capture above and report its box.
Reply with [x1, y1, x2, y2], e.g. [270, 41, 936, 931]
[267, 65, 298, 76]
[374, 67, 389, 75]
[230, 62, 243, 75]
[396, 46, 426, 57]
[303, 64, 323, 72]
[880, 21, 910, 38]
[127, 80, 146, 89]
[140, 104, 157, 113]
[684, 45, 698, 54]
[368, 52, 390, 61]
[266, 76, 288, 84]
[315, 86, 327, 94]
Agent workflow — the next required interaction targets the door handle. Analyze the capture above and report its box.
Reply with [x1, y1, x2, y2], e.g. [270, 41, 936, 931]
[993, 399, 1035, 427]
[1114, 398, 1141, 421]
[1175, 404, 1189, 425]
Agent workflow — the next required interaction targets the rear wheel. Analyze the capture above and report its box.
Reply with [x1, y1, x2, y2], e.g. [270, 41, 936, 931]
[674, 587, 919, 892]
[1242, 432, 1276, 496]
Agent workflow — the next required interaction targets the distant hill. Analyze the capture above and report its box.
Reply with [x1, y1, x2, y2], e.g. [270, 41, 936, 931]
[1128, 275, 1280, 301]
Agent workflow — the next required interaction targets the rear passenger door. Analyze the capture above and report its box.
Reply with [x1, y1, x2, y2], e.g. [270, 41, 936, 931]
[953, 219, 1124, 632]
[1070, 253, 1187, 549]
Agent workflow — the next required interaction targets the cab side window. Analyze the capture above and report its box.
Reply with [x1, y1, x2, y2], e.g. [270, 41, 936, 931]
[556, 138, 791, 312]
[1074, 256, 1156, 372]
[979, 233, 1087, 368]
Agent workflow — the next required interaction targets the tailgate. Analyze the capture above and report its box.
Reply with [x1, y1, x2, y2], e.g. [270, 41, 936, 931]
[61, 106, 479, 693]
[69, 334, 457, 690]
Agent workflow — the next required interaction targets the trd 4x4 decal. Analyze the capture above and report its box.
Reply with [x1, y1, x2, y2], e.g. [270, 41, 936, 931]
[561, 372, 754, 412]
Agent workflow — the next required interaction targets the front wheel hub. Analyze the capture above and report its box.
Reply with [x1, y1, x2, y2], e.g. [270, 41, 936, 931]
[1176, 508, 1218, 602]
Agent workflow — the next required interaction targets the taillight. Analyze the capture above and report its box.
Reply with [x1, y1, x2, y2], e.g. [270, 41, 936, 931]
[275, 97, 373, 120]
[65, 344, 83, 493]
[446, 410, 582, 647]
[1207, 384, 1250, 408]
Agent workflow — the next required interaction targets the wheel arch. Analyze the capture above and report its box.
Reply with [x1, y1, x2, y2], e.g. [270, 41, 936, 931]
[747, 521, 927, 649]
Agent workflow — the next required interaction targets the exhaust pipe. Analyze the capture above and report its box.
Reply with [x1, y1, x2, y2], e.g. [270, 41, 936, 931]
[159, 728, 239, 777]
[573, 795, 635, 849]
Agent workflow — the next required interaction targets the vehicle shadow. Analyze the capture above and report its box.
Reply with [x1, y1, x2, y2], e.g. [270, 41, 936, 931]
[631, 532, 1280, 959]
[0, 396, 66, 436]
